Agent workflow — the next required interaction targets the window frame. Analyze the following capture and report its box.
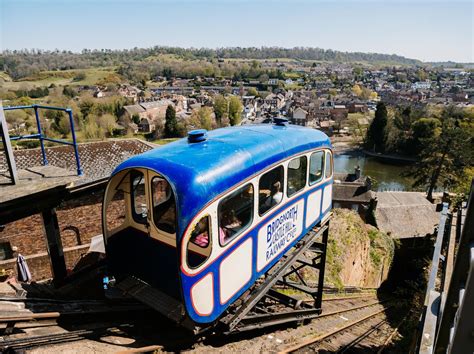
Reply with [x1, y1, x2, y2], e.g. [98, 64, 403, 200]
[325, 150, 333, 179]
[130, 170, 148, 225]
[286, 155, 308, 198]
[258, 165, 284, 217]
[150, 175, 177, 235]
[218, 183, 255, 247]
[186, 214, 212, 269]
[308, 150, 325, 186]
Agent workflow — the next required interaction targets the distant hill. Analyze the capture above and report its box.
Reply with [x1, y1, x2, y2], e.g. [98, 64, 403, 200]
[210, 47, 421, 65]
[0, 46, 423, 80]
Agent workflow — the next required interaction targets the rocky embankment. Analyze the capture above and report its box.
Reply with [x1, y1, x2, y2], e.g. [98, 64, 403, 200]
[325, 208, 394, 288]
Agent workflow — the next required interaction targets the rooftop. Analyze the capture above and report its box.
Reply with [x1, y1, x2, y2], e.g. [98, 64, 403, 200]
[0, 139, 154, 223]
[375, 191, 440, 239]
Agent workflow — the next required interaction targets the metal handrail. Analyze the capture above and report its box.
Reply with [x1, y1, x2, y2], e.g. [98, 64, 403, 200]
[2, 104, 83, 177]
[434, 180, 474, 353]
[417, 180, 474, 353]
[418, 202, 449, 354]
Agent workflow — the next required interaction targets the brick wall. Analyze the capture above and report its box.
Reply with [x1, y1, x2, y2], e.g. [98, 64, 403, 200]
[0, 191, 106, 281]
[0, 139, 154, 282]
[0, 244, 91, 281]
[0, 191, 104, 256]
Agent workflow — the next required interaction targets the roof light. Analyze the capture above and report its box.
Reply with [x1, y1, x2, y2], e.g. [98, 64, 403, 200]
[188, 129, 208, 143]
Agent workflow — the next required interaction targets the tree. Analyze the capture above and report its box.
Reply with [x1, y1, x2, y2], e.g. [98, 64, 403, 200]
[407, 107, 474, 201]
[228, 96, 243, 126]
[98, 114, 117, 137]
[190, 107, 213, 131]
[352, 84, 363, 97]
[63, 85, 77, 98]
[164, 104, 178, 138]
[411, 118, 440, 154]
[131, 114, 140, 125]
[83, 116, 104, 140]
[56, 116, 71, 136]
[213, 95, 227, 126]
[247, 87, 258, 96]
[366, 102, 388, 152]
[73, 72, 86, 81]
[79, 100, 95, 119]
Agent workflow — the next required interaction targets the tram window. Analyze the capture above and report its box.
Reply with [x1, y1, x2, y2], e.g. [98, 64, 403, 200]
[151, 177, 176, 234]
[259, 166, 284, 216]
[187, 215, 212, 268]
[131, 171, 147, 224]
[325, 151, 333, 179]
[309, 151, 324, 185]
[287, 156, 307, 197]
[218, 184, 254, 246]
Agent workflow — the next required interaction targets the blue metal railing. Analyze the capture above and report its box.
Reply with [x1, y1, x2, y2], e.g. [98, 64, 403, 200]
[3, 104, 83, 176]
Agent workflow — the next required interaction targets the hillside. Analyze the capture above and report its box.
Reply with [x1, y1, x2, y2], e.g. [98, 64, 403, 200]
[0, 46, 421, 80]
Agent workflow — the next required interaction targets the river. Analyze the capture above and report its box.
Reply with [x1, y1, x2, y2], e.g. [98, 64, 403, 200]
[334, 150, 417, 191]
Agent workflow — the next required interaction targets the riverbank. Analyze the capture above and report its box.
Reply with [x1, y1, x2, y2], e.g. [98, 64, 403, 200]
[363, 150, 417, 163]
[333, 148, 417, 191]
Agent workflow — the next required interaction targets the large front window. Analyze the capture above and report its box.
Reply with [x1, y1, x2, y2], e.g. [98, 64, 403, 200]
[151, 176, 176, 234]
[104, 169, 177, 239]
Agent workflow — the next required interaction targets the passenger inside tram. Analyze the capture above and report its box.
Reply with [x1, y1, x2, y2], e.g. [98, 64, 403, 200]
[190, 217, 210, 248]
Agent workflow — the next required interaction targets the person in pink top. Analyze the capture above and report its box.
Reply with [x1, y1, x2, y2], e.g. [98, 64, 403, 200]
[191, 217, 210, 247]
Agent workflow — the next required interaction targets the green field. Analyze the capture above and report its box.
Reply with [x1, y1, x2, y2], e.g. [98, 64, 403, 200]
[0, 67, 117, 90]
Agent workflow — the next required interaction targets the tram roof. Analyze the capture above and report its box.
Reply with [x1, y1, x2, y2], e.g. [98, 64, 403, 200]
[113, 124, 331, 232]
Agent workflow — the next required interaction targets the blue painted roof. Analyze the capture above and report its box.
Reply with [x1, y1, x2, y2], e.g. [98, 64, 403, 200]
[113, 124, 331, 235]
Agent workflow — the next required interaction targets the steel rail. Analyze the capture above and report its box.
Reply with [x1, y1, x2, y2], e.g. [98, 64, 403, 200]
[279, 307, 389, 353]
[0, 304, 146, 323]
[232, 298, 389, 333]
[377, 313, 408, 354]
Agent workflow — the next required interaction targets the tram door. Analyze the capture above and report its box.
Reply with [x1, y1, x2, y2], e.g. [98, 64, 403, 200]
[103, 168, 181, 299]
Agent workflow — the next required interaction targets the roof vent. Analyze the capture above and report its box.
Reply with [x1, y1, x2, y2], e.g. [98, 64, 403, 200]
[188, 129, 208, 143]
[273, 117, 288, 126]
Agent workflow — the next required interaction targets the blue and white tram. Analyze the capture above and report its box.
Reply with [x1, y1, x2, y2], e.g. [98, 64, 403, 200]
[102, 122, 333, 325]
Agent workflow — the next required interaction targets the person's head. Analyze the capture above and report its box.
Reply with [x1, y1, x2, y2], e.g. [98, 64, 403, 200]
[271, 181, 281, 195]
[222, 209, 236, 225]
[197, 217, 208, 232]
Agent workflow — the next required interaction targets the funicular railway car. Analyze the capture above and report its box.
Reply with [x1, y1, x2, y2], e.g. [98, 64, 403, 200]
[102, 121, 333, 329]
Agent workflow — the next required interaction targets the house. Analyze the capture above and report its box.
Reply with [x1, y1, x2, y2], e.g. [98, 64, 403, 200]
[347, 103, 369, 113]
[330, 105, 349, 121]
[264, 93, 285, 110]
[243, 102, 258, 120]
[333, 171, 375, 219]
[292, 107, 308, 126]
[138, 117, 155, 133]
[268, 78, 279, 85]
[411, 81, 432, 91]
[140, 99, 174, 121]
[285, 78, 294, 85]
[123, 104, 146, 120]
[118, 85, 140, 101]
[123, 100, 175, 131]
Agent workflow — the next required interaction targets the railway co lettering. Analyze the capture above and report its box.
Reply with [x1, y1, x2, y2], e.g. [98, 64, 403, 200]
[265, 205, 299, 261]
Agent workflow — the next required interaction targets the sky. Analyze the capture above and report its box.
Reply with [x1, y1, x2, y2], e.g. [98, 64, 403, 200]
[1, 0, 473, 63]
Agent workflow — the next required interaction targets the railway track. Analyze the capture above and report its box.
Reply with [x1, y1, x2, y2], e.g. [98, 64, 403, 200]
[280, 301, 407, 353]
[0, 291, 387, 352]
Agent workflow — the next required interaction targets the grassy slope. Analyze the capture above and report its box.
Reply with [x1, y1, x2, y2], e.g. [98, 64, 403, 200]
[1, 67, 116, 90]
